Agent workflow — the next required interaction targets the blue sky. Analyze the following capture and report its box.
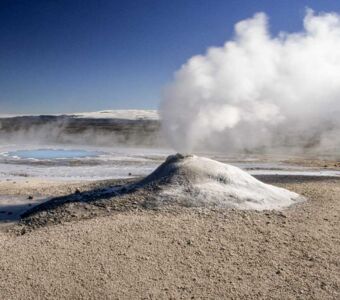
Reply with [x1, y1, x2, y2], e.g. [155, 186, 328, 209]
[1, 0, 340, 114]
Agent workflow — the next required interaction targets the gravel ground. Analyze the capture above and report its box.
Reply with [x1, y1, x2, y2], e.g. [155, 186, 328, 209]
[0, 176, 339, 299]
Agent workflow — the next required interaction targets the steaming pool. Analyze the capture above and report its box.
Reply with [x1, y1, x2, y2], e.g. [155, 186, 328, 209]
[6, 149, 104, 160]
[0, 145, 170, 181]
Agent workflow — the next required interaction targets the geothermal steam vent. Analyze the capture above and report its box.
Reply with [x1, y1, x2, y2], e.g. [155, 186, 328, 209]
[136, 154, 302, 210]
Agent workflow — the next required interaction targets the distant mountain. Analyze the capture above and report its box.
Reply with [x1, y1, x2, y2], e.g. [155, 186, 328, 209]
[0, 109, 159, 121]
[0, 110, 163, 147]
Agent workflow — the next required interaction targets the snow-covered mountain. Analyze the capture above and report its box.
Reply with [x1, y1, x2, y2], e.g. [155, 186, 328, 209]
[71, 109, 159, 120]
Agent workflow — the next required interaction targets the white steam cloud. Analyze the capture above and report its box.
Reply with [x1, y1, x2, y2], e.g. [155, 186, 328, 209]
[160, 9, 340, 155]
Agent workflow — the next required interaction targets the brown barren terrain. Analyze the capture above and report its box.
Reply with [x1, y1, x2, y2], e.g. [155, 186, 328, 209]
[0, 174, 339, 299]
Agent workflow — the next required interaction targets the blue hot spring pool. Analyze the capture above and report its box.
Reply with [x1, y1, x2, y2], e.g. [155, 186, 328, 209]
[6, 149, 104, 160]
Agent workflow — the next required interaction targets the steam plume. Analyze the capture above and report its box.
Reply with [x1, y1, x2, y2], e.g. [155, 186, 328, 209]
[160, 9, 340, 155]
